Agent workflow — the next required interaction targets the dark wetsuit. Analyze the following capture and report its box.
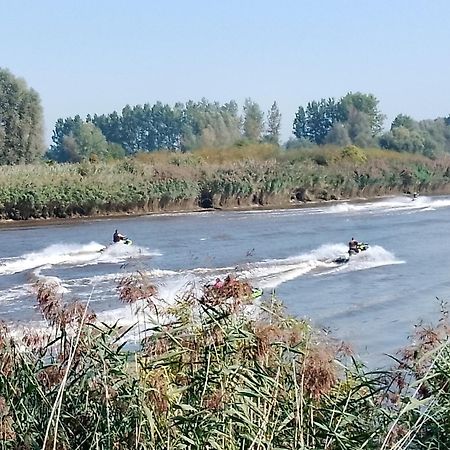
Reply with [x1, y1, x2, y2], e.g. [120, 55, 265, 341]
[348, 240, 359, 255]
[113, 231, 123, 243]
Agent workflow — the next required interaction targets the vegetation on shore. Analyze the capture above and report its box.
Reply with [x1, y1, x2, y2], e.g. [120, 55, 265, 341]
[1, 67, 450, 222]
[1, 274, 449, 448]
[1, 144, 450, 220]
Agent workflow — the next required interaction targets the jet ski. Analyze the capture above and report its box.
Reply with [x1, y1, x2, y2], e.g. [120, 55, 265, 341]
[99, 238, 133, 252]
[250, 287, 263, 299]
[333, 242, 369, 264]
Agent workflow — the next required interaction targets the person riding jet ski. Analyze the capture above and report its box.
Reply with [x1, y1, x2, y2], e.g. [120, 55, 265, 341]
[113, 229, 126, 243]
[348, 238, 369, 255]
[333, 238, 369, 264]
[348, 237, 359, 255]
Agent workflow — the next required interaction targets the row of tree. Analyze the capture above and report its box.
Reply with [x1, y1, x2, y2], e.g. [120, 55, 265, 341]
[292, 93, 384, 146]
[380, 114, 450, 157]
[46, 99, 282, 162]
[290, 93, 450, 156]
[1, 66, 450, 165]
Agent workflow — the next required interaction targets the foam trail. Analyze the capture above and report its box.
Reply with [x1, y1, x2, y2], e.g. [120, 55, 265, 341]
[422, 197, 450, 210]
[0, 242, 105, 275]
[230, 196, 450, 219]
[129, 244, 345, 294]
[96, 243, 159, 261]
[30, 266, 69, 294]
[65, 268, 179, 288]
[325, 196, 450, 215]
[156, 275, 202, 303]
[0, 285, 35, 306]
[0, 241, 155, 275]
[121, 243, 395, 295]
[317, 245, 404, 276]
[233, 244, 343, 289]
[56, 243, 405, 308]
[220, 243, 402, 289]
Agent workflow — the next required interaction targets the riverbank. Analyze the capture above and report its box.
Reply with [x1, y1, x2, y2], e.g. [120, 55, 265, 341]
[1, 146, 449, 223]
[0, 192, 409, 229]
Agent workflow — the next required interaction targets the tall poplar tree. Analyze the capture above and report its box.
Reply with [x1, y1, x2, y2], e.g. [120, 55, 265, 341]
[243, 98, 264, 142]
[265, 101, 281, 145]
[0, 68, 44, 164]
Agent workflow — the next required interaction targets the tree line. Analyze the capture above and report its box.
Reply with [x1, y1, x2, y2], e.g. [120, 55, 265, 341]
[1, 66, 449, 165]
[290, 93, 450, 157]
[46, 98, 281, 162]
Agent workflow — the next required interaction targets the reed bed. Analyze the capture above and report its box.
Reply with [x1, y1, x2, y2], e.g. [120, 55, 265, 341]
[1, 273, 450, 448]
[1, 146, 450, 220]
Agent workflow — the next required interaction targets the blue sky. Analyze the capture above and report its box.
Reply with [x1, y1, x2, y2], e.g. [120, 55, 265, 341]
[1, 0, 449, 144]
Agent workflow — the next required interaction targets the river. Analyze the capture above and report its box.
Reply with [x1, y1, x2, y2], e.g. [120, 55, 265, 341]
[1, 195, 450, 367]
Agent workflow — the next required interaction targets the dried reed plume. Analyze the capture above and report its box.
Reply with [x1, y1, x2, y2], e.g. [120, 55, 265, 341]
[34, 281, 96, 330]
[117, 272, 157, 305]
[201, 276, 254, 313]
[300, 346, 338, 400]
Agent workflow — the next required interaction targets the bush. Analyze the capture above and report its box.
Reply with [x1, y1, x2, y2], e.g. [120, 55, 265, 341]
[341, 145, 368, 163]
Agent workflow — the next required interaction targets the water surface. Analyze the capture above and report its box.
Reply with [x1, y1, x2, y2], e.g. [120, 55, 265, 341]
[2, 195, 450, 367]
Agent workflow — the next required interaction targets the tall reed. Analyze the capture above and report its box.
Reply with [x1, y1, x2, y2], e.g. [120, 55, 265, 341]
[2, 146, 450, 219]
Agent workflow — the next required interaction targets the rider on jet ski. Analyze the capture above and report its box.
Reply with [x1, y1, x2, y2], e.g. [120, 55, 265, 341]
[348, 237, 359, 255]
[113, 229, 126, 243]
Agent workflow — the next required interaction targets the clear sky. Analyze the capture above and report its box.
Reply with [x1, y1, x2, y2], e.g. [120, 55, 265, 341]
[1, 0, 449, 144]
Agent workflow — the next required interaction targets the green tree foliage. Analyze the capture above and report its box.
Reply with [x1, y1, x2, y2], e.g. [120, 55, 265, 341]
[293, 92, 383, 147]
[418, 118, 450, 155]
[89, 99, 242, 152]
[90, 111, 124, 148]
[292, 106, 306, 139]
[391, 113, 416, 131]
[0, 68, 44, 164]
[380, 126, 425, 153]
[75, 122, 111, 160]
[284, 137, 316, 149]
[343, 107, 375, 147]
[381, 115, 450, 157]
[243, 98, 264, 142]
[106, 142, 126, 159]
[48, 115, 83, 161]
[293, 98, 342, 145]
[339, 92, 385, 135]
[47, 117, 123, 162]
[264, 101, 281, 145]
[325, 122, 352, 146]
[91, 103, 183, 153]
[181, 99, 241, 150]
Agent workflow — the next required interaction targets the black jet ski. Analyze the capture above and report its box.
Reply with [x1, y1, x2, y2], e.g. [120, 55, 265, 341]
[99, 238, 133, 253]
[333, 243, 369, 264]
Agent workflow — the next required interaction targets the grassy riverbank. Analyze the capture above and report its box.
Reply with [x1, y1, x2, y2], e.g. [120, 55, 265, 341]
[1, 144, 450, 221]
[1, 275, 450, 448]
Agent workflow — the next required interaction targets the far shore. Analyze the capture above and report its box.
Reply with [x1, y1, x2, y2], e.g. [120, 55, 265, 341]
[0, 192, 422, 230]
